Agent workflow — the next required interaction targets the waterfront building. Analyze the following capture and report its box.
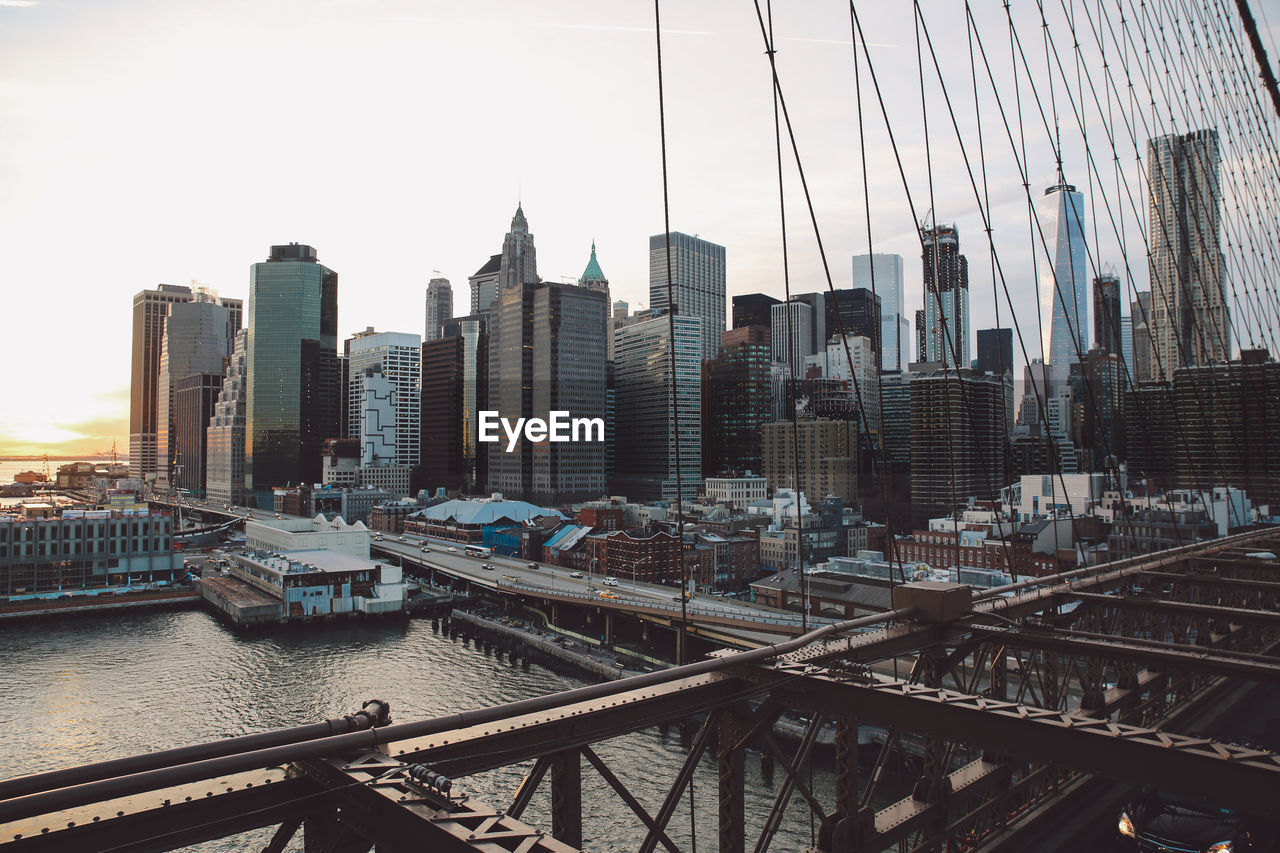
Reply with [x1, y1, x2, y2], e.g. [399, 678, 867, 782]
[403, 497, 565, 545]
[424, 277, 452, 342]
[614, 313, 703, 502]
[732, 293, 780, 330]
[1037, 175, 1088, 388]
[649, 231, 726, 362]
[920, 223, 970, 368]
[156, 295, 234, 495]
[853, 253, 909, 372]
[206, 329, 249, 506]
[702, 326, 772, 477]
[222, 548, 404, 621]
[344, 329, 421, 470]
[245, 514, 372, 558]
[1148, 130, 1230, 378]
[245, 243, 339, 508]
[0, 509, 180, 595]
[130, 283, 241, 481]
[583, 528, 682, 585]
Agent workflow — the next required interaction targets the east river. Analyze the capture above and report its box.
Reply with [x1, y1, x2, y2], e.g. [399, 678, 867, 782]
[1, 608, 843, 851]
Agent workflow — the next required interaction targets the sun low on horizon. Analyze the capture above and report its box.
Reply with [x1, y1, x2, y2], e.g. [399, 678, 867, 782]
[0, 387, 129, 458]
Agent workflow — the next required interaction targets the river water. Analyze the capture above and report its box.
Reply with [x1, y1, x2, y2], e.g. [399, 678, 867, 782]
[0, 608, 841, 851]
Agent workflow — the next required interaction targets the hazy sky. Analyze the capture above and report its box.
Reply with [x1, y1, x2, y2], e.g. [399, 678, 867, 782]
[2, 0, 1275, 456]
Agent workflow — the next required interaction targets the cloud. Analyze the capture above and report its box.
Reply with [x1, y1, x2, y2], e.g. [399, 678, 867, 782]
[782, 37, 897, 48]
[0, 1, 38, 7]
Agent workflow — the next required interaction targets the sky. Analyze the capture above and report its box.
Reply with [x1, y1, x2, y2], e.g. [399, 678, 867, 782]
[2, 0, 1276, 457]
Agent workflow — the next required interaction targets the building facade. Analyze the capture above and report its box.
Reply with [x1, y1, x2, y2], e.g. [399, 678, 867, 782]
[702, 326, 772, 477]
[245, 243, 339, 507]
[1037, 177, 1088, 389]
[206, 329, 250, 506]
[853, 253, 908, 371]
[920, 223, 970, 368]
[649, 231, 726, 362]
[424, 277, 452, 342]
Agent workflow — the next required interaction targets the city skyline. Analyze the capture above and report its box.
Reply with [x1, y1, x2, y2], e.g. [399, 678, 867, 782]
[2, 1, 1269, 456]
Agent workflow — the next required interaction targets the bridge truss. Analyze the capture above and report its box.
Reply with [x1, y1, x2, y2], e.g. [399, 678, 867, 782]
[2, 529, 1278, 852]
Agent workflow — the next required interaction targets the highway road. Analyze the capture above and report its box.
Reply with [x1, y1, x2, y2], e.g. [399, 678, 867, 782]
[372, 533, 838, 632]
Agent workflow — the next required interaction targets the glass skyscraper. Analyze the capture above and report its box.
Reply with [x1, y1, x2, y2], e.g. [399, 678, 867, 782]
[1038, 177, 1088, 389]
[615, 313, 703, 502]
[245, 243, 338, 508]
[853, 253, 907, 371]
[649, 232, 726, 362]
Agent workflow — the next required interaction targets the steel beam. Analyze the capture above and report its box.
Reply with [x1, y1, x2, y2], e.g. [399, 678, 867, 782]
[0, 770, 318, 853]
[550, 750, 582, 848]
[754, 666, 1280, 814]
[971, 625, 1280, 683]
[1141, 571, 1280, 592]
[1065, 591, 1280, 627]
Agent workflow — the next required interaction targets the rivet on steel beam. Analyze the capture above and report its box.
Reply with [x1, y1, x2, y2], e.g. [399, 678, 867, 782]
[66, 822, 74, 828]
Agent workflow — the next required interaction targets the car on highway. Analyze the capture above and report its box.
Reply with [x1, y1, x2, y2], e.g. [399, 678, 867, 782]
[527, 562, 540, 571]
[420, 546, 430, 553]
[671, 592, 692, 601]
[1118, 790, 1278, 851]
[447, 547, 457, 552]
[481, 564, 494, 571]
[602, 577, 619, 587]
[599, 591, 619, 599]
[570, 571, 584, 578]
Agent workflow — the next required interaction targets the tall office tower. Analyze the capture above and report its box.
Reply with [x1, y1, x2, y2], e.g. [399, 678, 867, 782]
[703, 326, 772, 476]
[649, 231, 726, 361]
[1172, 350, 1279, 506]
[908, 368, 1009, 518]
[1038, 175, 1088, 388]
[358, 367, 397, 465]
[1073, 349, 1126, 473]
[245, 243, 339, 508]
[761, 419, 856, 506]
[436, 315, 488, 492]
[920, 223, 970, 368]
[824, 289, 881, 370]
[1148, 130, 1229, 378]
[879, 371, 911, 466]
[1131, 292, 1154, 383]
[420, 336, 466, 495]
[976, 328, 1013, 376]
[487, 282, 608, 503]
[823, 334, 880, 438]
[344, 329, 421, 468]
[500, 204, 539, 289]
[1093, 274, 1122, 355]
[130, 283, 243, 481]
[853, 253, 908, 370]
[915, 309, 926, 364]
[424, 277, 452, 342]
[614, 313, 702, 501]
[770, 300, 814, 371]
[206, 329, 249, 506]
[732, 293, 781, 330]
[156, 295, 233, 494]
[1124, 383, 1175, 490]
[1121, 317, 1134, 374]
[469, 255, 501, 316]
[578, 241, 610, 295]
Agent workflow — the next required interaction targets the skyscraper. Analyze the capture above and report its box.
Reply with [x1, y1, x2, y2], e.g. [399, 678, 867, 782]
[1147, 130, 1229, 378]
[130, 283, 241, 482]
[1131, 292, 1154, 383]
[920, 224, 970, 368]
[1092, 274, 1122, 356]
[344, 329, 421, 468]
[703, 326, 772, 476]
[614, 313, 702, 501]
[649, 232, 726, 362]
[424, 277, 452, 342]
[824, 289, 881, 370]
[915, 309, 926, 364]
[469, 255, 501, 316]
[976, 328, 1013, 376]
[578, 240, 609, 295]
[770, 300, 814, 371]
[206, 329, 249, 506]
[156, 294, 233, 494]
[732, 293, 780, 330]
[500, 204, 538, 290]
[853, 253, 908, 371]
[439, 314, 488, 491]
[420, 335, 467, 495]
[245, 243, 339, 508]
[1038, 176, 1088, 388]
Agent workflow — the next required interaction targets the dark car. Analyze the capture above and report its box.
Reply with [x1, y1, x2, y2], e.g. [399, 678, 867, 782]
[1118, 790, 1278, 852]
